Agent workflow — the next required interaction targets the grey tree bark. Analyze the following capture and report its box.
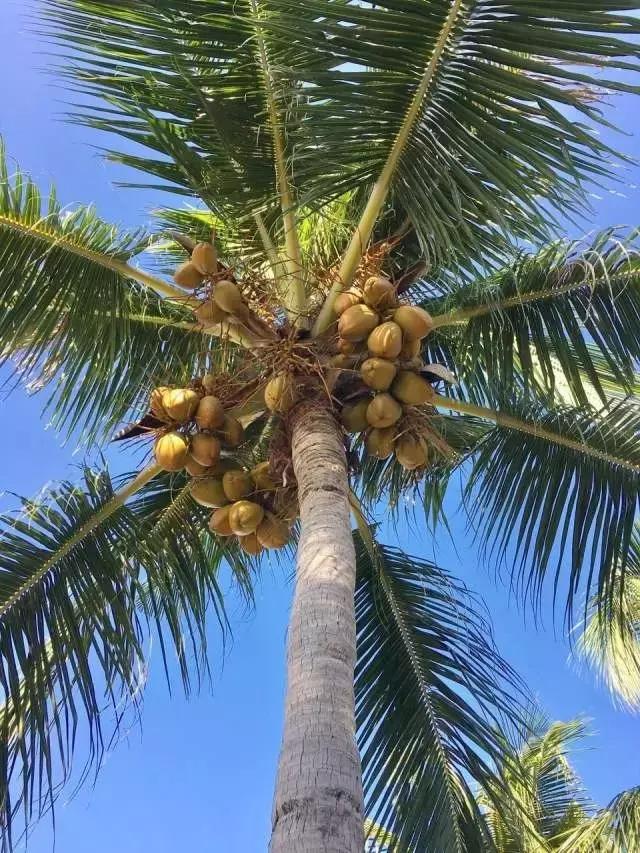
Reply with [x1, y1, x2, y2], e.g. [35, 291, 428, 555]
[269, 400, 364, 853]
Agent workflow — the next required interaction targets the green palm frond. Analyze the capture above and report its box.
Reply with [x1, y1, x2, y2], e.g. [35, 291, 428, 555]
[0, 142, 225, 442]
[427, 230, 640, 407]
[435, 395, 640, 624]
[354, 531, 525, 852]
[557, 786, 640, 852]
[575, 524, 640, 712]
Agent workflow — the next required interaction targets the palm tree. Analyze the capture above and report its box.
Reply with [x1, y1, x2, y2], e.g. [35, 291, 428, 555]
[0, 1, 639, 851]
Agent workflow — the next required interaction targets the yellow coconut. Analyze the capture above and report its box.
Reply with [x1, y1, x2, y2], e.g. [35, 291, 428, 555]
[391, 370, 434, 406]
[228, 500, 265, 536]
[367, 321, 403, 360]
[195, 300, 228, 325]
[366, 426, 396, 459]
[393, 305, 434, 341]
[395, 434, 429, 470]
[264, 373, 298, 414]
[195, 395, 225, 430]
[190, 433, 221, 467]
[340, 398, 371, 433]
[191, 242, 217, 276]
[162, 388, 200, 423]
[363, 276, 397, 311]
[209, 505, 233, 537]
[222, 470, 254, 502]
[239, 532, 265, 556]
[190, 478, 228, 508]
[338, 304, 379, 342]
[218, 415, 244, 447]
[256, 512, 290, 549]
[251, 461, 277, 492]
[360, 357, 398, 391]
[150, 386, 171, 421]
[184, 456, 212, 477]
[366, 393, 403, 429]
[174, 261, 204, 289]
[154, 432, 189, 471]
[333, 289, 362, 316]
[213, 280, 248, 319]
[400, 338, 421, 360]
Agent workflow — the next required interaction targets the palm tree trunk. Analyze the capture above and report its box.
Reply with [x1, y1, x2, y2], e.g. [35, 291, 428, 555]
[269, 400, 364, 853]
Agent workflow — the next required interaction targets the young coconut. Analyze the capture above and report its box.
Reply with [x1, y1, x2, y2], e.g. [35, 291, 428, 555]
[201, 373, 217, 394]
[337, 337, 358, 356]
[195, 300, 228, 326]
[333, 289, 363, 316]
[400, 337, 422, 360]
[264, 373, 298, 414]
[190, 433, 221, 467]
[209, 505, 233, 537]
[366, 393, 403, 429]
[150, 386, 171, 421]
[191, 242, 217, 276]
[185, 456, 213, 477]
[367, 321, 403, 360]
[213, 280, 249, 319]
[360, 358, 397, 391]
[162, 388, 200, 422]
[154, 432, 189, 471]
[228, 500, 265, 536]
[174, 261, 204, 289]
[391, 371, 435, 406]
[393, 305, 434, 341]
[395, 434, 429, 470]
[218, 415, 244, 447]
[222, 470, 254, 502]
[363, 276, 397, 311]
[338, 304, 379, 342]
[256, 512, 290, 550]
[366, 426, 396, 459]
[340, 398, 371, 433]
[251, 461, 278, 492]
[195, 395, 225, 430]
[239, 532, 265, 556]
[190, 478, 228, 508]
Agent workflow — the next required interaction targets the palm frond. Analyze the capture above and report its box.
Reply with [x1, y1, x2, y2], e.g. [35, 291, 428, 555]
[354, 531, 526, 852]
[575, 524, 640, 711]
[428, 230, 640, 406]
[557, 786, 640, 852]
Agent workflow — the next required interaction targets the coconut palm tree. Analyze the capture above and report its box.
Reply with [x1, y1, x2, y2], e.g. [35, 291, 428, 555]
[0, 1, 639, 851]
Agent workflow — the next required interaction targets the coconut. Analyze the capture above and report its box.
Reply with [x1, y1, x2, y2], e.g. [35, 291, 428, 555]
[256, 512, 290, 549]
[191, 242, 217, 276]
[330, 353, 358, 370]
[162, 388, 200, 423]
[393, 305, 434, 341]
[213, 280, 248, 319]
[222, 470, 254, 502]
[154, 432, 189, 471]
[363, 276, 397, 311]
[190, 478, 228, 508]
[333, 289, 362, 316]
[251, 461, 277, 492]
[400, 338, 422, 360]
[366, 393, 403, 429]
[218, 415, 244, 447]
[395, 434, 429, 470]
[195, 300, 227, 325]
[338, 304, 379, 342]
[239, 532, 265, 556]
[391, 371, 434, 406]
[184, 456, 212, 478]
[340, 398, 371, 433]
[195, 395, 225, 431]
[190, 433, 221, 467]
[174, 261, 204, 289]
[264, 373, 298, 414]
[228, 500, 265, 536]
[337, 337, 358, 356]
[201, 373, 216, 394]
[360, 357, 398, 391]
[209, 505, 233, 537]
[367, 321, 403, 360]
[150, 386, 171, 421]
[366, 426, 396, 459]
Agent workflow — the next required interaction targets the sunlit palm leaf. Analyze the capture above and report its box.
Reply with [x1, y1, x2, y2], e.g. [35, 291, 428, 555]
[354, 532, 526, 852]
[557, 786, 640, 852]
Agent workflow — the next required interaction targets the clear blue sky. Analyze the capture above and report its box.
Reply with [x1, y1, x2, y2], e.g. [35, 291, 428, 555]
[1, 2, 639, 851]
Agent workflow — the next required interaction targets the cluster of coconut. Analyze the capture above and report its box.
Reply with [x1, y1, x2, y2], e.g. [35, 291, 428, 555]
[334, 276, 436, 471]
[151, 380, 245, 476]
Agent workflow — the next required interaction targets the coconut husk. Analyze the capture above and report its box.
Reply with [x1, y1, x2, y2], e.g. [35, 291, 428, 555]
[366, 393, 403, 428]
[393, 305, 434, 341]
[338, 304, 380, 342]
[195, 395, 225, 430]
[191, 242, 218, 275]
[367, 321, 403, 359]
[190, 433, 221, 467]
[209, 505, 233, 537]
[360, 358, 397, 391]
[366, 426, 396, 459]
[222, 470, 254, 502]
[174, 261, 204, 289]
[154, 432, 189, 471]
[363, 276, 397, 311]
[190, 478, 228, 508]
[391, 371, 434, 406]
[229, 500, 265, 536]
